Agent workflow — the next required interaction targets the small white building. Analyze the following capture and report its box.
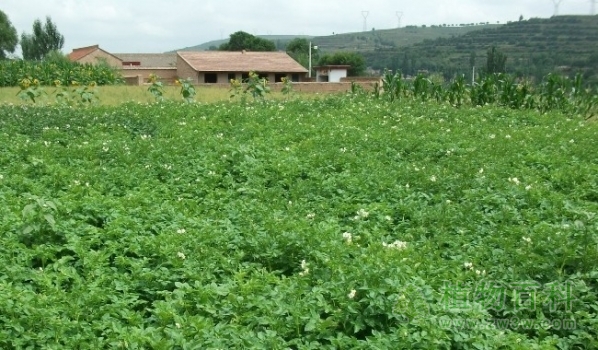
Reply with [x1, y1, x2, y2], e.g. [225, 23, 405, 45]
[314, 65, 350, 82]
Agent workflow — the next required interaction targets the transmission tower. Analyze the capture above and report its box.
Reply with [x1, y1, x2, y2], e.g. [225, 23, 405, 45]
[591, 0, 597, 15]
[396, 11, 404, 28]
[362, 11, 369, 32]
[551, 0, 564, 16]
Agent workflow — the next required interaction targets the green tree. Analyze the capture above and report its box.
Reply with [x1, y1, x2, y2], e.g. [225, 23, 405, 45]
[485, 46, 507, 74]
[318, 51, 366, 76]
[285, 38, 315, 69]
[286, 38, 309, 56]
[219, 31, 276, 51]
[43, 49, 70, 64]
[21, 16, 65, 60]
[0, 10, 18, 59]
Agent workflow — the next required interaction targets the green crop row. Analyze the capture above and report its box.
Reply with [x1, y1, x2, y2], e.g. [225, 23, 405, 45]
[0, 59, 123, 87]
[0, 95, 597, 348]
[374, 71, 597, 119]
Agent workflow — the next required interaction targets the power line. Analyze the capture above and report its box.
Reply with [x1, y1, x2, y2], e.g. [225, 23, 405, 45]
[396, 11, 404, 28]
[361, 11, 369, 32]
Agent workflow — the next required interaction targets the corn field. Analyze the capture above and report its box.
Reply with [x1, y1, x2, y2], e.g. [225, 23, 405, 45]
[375, 70, 598, 119]
[0, 60, 122, 87]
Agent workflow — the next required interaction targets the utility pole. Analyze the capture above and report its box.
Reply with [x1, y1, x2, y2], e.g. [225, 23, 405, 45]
[362, 11, 369, 32]
[551, 0, 564, 16]
[396, 11, 404, 28]
[591, 0, 597, 15]
[308, 42, 318, 79]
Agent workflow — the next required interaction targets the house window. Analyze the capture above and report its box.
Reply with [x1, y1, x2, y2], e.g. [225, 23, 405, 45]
[275, 74, 286, 83]
[291, 74, 300, 82]
[204, 73, 218, 83]
[258, 72, 269, 81]
[241, 73, 249, 82]
[228, 73, 236, 81]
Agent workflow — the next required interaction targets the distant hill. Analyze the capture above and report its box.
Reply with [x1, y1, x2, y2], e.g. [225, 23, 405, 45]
[173, 35, 313, 52]
[362, 15, 598, 83]
[173, 25, 501, 53]
[311, 23, 502, 52]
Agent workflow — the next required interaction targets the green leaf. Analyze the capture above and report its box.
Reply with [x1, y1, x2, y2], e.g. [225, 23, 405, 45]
[44, 214, 55, 227]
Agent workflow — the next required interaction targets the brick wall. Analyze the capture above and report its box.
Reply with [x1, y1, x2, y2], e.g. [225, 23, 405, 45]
[340, 76, 382, 84]
[176, 56, 198, 84]
[121, 68, 177, 85]
[282, 82, 377, 93]
[193, 81, 377, 93]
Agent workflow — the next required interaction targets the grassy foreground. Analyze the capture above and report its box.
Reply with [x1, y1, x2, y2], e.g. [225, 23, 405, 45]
[0, 95, 597, 348]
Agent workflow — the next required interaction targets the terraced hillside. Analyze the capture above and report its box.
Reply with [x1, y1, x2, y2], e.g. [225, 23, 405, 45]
[312, 24, 502, 52]
[363, 15, 598, 82]
[173, 25, 501, 54]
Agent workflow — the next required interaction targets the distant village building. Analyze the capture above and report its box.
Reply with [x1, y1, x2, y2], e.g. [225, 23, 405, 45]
[314, 65, 350, 82]
[68, 45, 309, 85]
[176, 51, 308, 84]
[67, 45, 121, 67]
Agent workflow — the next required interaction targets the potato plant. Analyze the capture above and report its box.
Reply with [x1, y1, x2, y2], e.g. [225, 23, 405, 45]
[0, 94, 597, 349]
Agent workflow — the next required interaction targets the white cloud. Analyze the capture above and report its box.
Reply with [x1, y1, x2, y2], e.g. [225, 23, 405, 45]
[1, 0, 592, 53]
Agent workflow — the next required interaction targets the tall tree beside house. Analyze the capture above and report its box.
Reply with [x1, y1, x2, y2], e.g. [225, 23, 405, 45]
[318, 51, 366, 76]
[285, 38, 316, 69]
[286, 38, 310, 56]
[219, 31, 276, 52]
[485, 46, 507, 74]
[21, 16, 64, 60]
[0, 10, 18, 59]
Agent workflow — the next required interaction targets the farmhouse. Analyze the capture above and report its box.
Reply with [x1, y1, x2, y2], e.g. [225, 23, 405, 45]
[69, 45, 309, 84]
[176, 51, 308, 84]
[67, 45, 122, 67]
[68, 45, 178, 85]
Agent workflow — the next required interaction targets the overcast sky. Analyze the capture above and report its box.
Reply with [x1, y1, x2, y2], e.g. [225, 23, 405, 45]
[2, 0, 593, 54]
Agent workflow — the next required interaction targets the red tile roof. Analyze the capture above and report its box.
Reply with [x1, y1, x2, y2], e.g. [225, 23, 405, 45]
[68, 45, 100, 61]
[177, 51, 308, 73]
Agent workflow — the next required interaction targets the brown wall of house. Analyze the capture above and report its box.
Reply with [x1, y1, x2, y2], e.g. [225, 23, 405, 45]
[177, 56, 199, 84]
[197, 72, 275, 84]
[78, 50, 122, 67]
[196, 72, 309, 84]
[196, 72, 228, 84]
[121, 68, 178, 84]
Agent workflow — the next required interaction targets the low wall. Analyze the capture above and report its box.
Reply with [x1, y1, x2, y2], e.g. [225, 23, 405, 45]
[121, 68, 178, 85]
[193, 81, 378, 93]
[123, 75, 143, 86]
[340, 76, 381, 83]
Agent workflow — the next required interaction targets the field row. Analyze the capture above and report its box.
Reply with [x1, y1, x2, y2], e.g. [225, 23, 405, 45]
[0, 95, 597, 348]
